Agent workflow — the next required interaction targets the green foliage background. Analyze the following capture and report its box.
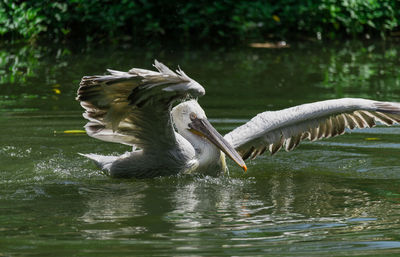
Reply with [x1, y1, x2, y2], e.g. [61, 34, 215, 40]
[1, 0, 399, 43]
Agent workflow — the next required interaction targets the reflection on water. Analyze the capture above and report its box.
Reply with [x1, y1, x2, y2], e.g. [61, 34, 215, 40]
[78, 182, 149, 240]
[1, 41, 400, 255]
[68, 174, 400, 255]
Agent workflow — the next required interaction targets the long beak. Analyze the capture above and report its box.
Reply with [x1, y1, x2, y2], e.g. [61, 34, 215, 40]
[189, 117, 247, 172]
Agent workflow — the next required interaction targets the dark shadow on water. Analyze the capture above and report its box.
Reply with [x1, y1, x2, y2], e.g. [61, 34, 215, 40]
[1, 40, 400, 114]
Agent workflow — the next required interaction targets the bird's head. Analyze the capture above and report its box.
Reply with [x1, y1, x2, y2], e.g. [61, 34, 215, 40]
[172, 100, 247, 172]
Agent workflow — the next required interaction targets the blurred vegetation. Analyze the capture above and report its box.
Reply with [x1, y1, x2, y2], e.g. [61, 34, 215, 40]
[0, 0, 399, 44]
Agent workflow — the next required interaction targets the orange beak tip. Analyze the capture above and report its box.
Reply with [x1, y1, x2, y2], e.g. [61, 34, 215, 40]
[243, 164, 247, 172]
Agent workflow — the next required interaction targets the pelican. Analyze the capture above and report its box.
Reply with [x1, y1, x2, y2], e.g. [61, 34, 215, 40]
[77, 61, 400, 178]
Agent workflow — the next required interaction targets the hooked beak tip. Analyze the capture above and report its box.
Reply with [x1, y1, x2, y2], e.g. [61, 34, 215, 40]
[242, 164, 247, 172]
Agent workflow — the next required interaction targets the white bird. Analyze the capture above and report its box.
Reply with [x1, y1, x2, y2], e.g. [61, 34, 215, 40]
[77, 61, 400, 178]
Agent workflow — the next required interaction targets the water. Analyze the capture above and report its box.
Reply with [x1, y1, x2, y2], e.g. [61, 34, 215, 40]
[1, 41, 400, 256]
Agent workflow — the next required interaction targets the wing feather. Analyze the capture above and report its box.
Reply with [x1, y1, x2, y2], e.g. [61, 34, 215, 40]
[224, 98, 400, 160]
[77, 61, 205, 149]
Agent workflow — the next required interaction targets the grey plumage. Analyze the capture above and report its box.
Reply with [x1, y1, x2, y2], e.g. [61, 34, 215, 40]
[77, 61, 400, 178]
[224, 98, 400, 161]
[77, 61, 206, 178]
[77, 60, 204, 147]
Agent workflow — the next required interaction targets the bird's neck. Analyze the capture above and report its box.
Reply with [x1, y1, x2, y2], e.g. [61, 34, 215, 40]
[180, 129, 226, 173]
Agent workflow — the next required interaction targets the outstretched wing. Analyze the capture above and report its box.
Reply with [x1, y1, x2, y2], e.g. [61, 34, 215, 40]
[224, 98, 400, 160]
[77, 60, 205, 150]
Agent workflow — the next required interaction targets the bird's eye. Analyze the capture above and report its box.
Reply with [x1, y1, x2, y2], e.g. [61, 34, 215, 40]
[190, 112, 197, 120]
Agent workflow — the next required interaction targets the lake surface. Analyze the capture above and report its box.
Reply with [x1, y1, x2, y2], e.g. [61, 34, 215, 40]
[1, 40, 400, 256]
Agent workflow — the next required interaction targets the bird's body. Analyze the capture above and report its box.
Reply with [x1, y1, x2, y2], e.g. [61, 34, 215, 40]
[77, 61, 400, 178]
[82, 101, 228, 178]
